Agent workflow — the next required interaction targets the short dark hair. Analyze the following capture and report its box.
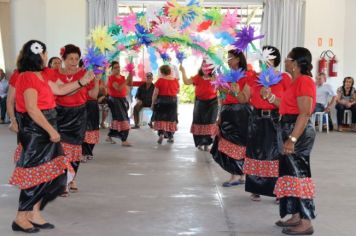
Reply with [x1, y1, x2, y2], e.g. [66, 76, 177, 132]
[17, 40, 47, 73]
[60, 44, 81, 60]
[159, 65, 171, 76]
[48, 56, 61, 68]
[110, 61, 119, 68]
[262, 45, 281, 67]
[228, 49, 247, 71]
[288, 47, 313, 77]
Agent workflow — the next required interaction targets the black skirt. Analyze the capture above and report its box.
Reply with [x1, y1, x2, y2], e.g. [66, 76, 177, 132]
[56, 104, 87, 145]
[83, 100, 100, 144]
[107, 96, 130, 141]
[210, 103, 251, 175]
[274, 115, 316, 220]
[56, 104, 87, 164]
[9, 109, 68, 211]
[245, 109, 282, 197]
[153, 96, 178, 137]
[83, 100, 100, 156]
[190, 97, 218, 147]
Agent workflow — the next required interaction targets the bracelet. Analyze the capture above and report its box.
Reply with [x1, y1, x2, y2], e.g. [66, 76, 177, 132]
[78, 80, 84, 87]
[268, 94, 276, 103]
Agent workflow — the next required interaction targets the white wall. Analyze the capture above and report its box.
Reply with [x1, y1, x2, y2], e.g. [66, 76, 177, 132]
[44, 0, 87, 59]
[304, 0, 346, 91]
[344, 0, 356, 80]
[8, 0, 87, 70]
[10, 0, 46, 61]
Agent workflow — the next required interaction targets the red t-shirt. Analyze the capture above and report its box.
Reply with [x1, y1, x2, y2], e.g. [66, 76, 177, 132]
[108, 75, 127, 98]
[155, 78, 179, 96]
[9, 70, 20, 87]
[192, 75, 217, 100]
[86, 81, 98, 101]
[15, 71, 56, 112]
[222, 77, 248, 105]
[279, 75, 316, 115]
[54, 69, 88, 107]
[249, 73, 292, 110]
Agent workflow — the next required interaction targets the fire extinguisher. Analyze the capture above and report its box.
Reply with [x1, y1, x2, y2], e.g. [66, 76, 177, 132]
[328, 55, 338, 77]
[318, 53, 328, 74]
[318, 50, 338, 77]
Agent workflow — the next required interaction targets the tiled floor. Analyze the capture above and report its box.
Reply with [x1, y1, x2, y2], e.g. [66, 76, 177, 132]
[0, 105, 355, 236]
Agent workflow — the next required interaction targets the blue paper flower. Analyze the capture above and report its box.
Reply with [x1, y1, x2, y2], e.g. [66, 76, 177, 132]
[258, 67, 282, 87]
[160, 52, 171, 62]
[135, 24, 153, 46]
[221, 68, 246, 83]
[176, 52, 186, 63]
[234, 26, 264, 52]
[215, 32, 235, 46]
[83, 47, 108, 75]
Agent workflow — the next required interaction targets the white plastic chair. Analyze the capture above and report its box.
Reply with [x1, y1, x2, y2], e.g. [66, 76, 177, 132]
[311, 112, 329, 133]
[139, 108, 153, 126]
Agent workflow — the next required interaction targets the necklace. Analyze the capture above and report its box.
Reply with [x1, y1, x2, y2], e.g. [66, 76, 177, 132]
[66, 76, 73, 82]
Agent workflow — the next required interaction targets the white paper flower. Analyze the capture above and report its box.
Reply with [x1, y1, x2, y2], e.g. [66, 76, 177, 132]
[153, 22, 179, 37]
[30, 42, 43, 55]
[261, 48, 276, 63]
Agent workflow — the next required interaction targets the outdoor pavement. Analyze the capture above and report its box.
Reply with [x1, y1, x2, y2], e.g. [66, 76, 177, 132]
[0, 104, 355, 236]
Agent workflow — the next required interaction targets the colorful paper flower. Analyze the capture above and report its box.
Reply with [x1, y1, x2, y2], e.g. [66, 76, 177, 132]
[204, 8, 223, 26]
[116, 13, 137, 34]
[176, 51, 186, 63]
[90, 26, 115, 53]
[220, 68, 246, 83]
[135, 24, 153, 46]
[83, 47, 108, 75]
[258, 67, 282, 87]
[221, 9, 240, 32]
[160, 52, 171, 61]
[233, 26, 264, 52]
[125, 62, 135, 75]
[165, 0, 202, 30]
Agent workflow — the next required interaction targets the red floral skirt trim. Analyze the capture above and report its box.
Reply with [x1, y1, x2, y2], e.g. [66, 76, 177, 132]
[274, 176, 315, 199]
[243, 157, 279, 177]
[13, 144, 22, 163]
[9, 156, 68, 190]
[154, 121, 177, 132]
[61, 142, 82, 162]
[84, 130, 100, 144]
[110, 120, 130, 132]
[190, 124, 217, 136]
[218, 137, 246, 160]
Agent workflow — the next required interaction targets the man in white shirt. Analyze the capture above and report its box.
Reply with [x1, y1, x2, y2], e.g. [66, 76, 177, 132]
[314, 72, 337, 129]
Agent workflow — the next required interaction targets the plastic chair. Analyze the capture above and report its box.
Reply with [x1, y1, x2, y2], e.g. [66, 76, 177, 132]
[343, 110, 352, 125]
[311, 112, 329, 133]
[139, 108, 153, 126]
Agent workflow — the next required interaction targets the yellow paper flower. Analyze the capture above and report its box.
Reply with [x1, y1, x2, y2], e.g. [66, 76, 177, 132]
[90, 26, 115, 53]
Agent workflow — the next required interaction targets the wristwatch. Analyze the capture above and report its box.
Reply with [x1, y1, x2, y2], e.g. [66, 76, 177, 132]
[289, 135, 297, 143]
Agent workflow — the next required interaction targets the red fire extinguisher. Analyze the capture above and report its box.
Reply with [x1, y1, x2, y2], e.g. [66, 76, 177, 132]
[318, 54, 328, 74]
[328, 55, 338, 77]
[318, 50, 338, 77]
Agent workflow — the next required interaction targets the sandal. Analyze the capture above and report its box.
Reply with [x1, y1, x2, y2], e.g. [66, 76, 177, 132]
[121, 142, 132, 147]
[69, 182, 78, 193]
[59, 191, 69, 197]
[250, 194, 261, 201]
[105, 137, 116, 144]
